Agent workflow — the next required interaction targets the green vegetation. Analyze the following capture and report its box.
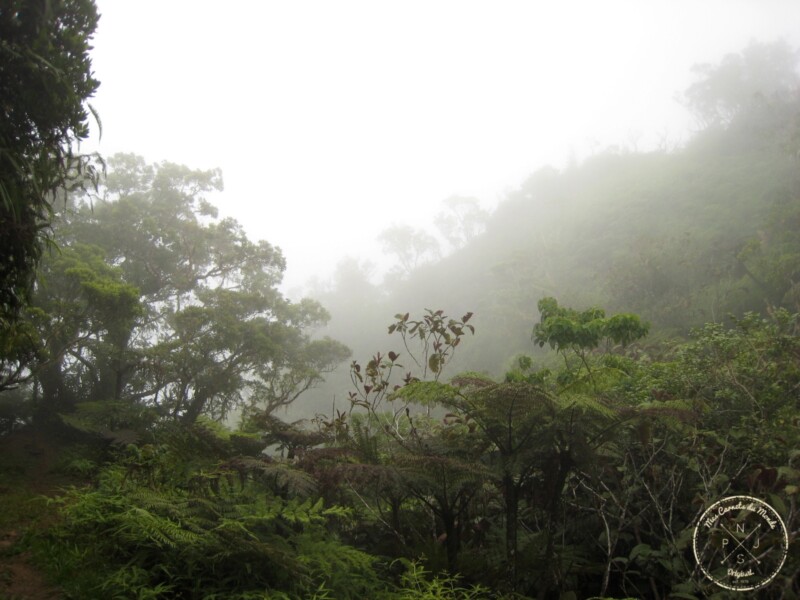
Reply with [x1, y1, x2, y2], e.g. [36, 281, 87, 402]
[0, 0, 101, 331]
[1, 33, 799, 600]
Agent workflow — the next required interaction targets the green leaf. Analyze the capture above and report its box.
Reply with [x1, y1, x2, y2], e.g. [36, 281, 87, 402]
[629, 543, 651, 561]
[767, 494, 787, 516]
[428, 353, 441, 374]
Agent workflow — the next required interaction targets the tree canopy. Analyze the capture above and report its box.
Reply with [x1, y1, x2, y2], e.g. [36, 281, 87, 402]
[0, 0, 101, 331]
[684, 40, 800, 128]
[11, 154, 351, 429]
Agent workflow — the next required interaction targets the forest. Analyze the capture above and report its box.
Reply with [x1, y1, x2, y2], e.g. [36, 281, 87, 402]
[1, 2, 799, 599]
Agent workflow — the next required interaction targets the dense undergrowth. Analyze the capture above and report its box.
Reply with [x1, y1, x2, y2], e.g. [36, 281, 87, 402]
[13, 424, 512, 599]
[1, 307, 796, 599]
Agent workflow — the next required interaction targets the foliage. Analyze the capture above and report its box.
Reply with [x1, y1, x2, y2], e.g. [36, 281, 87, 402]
[389, 309, 475, 381]
[0, 385, 34, 434]
[378, 224, 441, 279]
[31, 242, 143, 414]
[5, 154, 350, 430]
[7, 290, 799, 599]
[393, 560, 497, 599]
[684, 40, 799, 128]
[346, 309, 474, 433]
[575, 310, 800, 598]
[435, 196, 489, 251]
[0, 0, 101, 330]
[533, 297, 649, 383]
[35, 438, 388, 600]
[737, 192, 800, 311]
[6, 39, 800, 600]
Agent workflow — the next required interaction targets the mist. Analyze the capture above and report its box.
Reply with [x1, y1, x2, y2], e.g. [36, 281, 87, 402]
[86, 1, 800, 292]
[3, 2, 800, 597]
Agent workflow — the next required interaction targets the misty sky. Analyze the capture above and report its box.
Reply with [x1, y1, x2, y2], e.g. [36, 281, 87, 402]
[85, 1, 800, 294]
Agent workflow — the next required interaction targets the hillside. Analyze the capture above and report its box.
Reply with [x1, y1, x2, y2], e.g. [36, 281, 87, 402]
[301, 62, 800, 418]
[463, 119, 798, 349]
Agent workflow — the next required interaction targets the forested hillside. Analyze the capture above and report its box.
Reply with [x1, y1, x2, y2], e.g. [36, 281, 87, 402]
[1, 29, 799, 600]
[306, 39, 800, 387]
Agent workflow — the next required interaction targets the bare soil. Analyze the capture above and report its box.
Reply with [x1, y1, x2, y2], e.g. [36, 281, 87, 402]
[0, 428, 72, 600]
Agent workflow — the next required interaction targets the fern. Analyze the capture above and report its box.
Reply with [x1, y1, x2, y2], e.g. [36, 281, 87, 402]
[97, 565, 175, 599]
[115, 506, 208, 549]
[260, 461, 319, 498]
[294, 535, 388, 599]
[58, 400, 156, 445]
[393, 559, 498, 599]
[36, 450, 381, 599]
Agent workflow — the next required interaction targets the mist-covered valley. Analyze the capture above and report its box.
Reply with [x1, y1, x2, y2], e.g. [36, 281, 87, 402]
[1, 2, 799, 597]
[297, 42, 800, 425]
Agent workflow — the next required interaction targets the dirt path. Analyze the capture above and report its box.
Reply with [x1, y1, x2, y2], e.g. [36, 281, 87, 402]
[0, 539, 62, 600]
[0, 429, 71, 600]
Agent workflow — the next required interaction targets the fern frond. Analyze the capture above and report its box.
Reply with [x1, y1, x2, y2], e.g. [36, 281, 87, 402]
[115, 506, 207, 549]
[558, 392, 617, 420]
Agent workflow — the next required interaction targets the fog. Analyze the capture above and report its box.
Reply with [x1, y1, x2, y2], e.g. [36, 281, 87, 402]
[5, 3, 800, 595]
[87, 0, 800, 292]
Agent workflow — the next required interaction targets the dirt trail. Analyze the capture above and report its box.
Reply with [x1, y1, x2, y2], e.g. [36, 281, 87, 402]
[0, 429, 71, 600]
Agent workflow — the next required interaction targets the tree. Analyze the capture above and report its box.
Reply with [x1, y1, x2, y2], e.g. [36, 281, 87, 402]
[435, 196, 488, 251]
[684, 40, 800, 128]
[533, 297, 649, 381]
[25, 155, 350, 427]
[330, 257, 377, 300]
[319, 309, 480, 571]
[377, 224, 441, 278]
[31, 242, 141, 413]
[446, 375, 557, 588]
[395, 417, 488, 573]
[737, 193, 800, 311]
[0, 0, 101, 330]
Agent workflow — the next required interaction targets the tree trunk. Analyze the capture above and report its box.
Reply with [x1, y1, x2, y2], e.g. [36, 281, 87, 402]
[503, 473, 519, 590]
[181, 392, 207, 425]
[441, 505, 460, 572]
[37, 357, 76, 413]
[537, 450, 572, 600]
